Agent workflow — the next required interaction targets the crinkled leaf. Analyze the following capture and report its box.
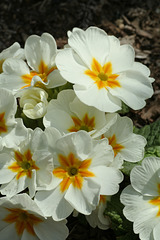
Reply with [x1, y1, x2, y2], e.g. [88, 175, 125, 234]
[134, 119, 160, 157]
[105, 191, 138, 239]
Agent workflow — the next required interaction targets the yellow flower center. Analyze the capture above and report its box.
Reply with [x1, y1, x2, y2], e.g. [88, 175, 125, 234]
[21, 60, 57, 89]
[98, 72, 108, 81]
[68, 113, 95, 133]
[108, 134, 124, 156]
[8, 149, 39, 179]
[0, 112, 7, 134]
[85, 58, 120, 90]
[53, 152, 95, 192]
[3, 208, 43, 236]
[149, 184, 160, 217]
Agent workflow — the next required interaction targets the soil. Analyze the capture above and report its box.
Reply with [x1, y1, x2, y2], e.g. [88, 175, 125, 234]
[0, 0, 160, 239]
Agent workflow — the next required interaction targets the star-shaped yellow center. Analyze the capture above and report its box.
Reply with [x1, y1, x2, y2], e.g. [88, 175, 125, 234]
[53, 152, 95, 192]
[8, 149, 39, 179]
[68, 113, 95, 132]
[108, 134, 124, 156]
[85, 58, 120, 90]
[21, 60, 57, 89]
[3, 208, 43, 236]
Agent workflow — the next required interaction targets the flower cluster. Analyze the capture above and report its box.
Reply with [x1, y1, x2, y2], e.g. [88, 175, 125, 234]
[0, 26, 155, 239]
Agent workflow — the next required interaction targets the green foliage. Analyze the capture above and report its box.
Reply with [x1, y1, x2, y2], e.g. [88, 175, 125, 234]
[134, 119, 160, 157]
[105, 191, 139, 240]
[117, 103, 130, 115]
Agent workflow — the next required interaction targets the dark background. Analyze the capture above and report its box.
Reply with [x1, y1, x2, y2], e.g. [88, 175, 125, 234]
[0, 1, 160, 238]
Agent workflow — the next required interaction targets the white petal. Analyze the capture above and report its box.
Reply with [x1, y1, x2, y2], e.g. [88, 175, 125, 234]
[74, 83, 121, 112]
[21, 229, 39, 240]
[65, 179, 100, 214]
[0, 42, 21, 59]
[0, 223, 19, 240]
[92, 166, 123, 195]
[34, 217, 69, 240]
[47, 89, 75, 115]
[35, 188, 74, 221]
[104, 114, 133, 142]
[0, 175, 27, 197]
[134, 209, 158, 240]
[119, 134, 146, 162]
[110, 70, 153, 110]
[0, 88, 17, 116]
[68, 27, 110, 67]
[55, 131, 92, 160]
[120, 185, 156, 224]
[44, 127, 62, 153]
[25, 33, 57, 71]
[108, 42, 135, 73]
[153, 221, 160, 240]
[3, 118, 27, 149]
[0, 154, 16, 184]
[47, 69, 67, 88]
[131, 157, 160, 195]
[44, 109, 74, 134]
[55, 48, 93, 87]
[88, 138, 114, 167]
[2, 58, 30, 75]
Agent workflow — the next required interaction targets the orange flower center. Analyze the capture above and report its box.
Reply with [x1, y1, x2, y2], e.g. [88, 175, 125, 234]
[53, 152, 95, 192]
[8, 149, 39, 179]
[3, 208, 43, 236]
[84, 58, 120, 90]
[21, 60, 57, 89]
[68, 113, 95, 132]
[108, 134, 124, 156]
[0, 112, 7, 134]
[149, 183, 160, 217]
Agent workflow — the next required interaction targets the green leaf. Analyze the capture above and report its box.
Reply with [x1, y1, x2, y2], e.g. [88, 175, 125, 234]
[105, 191, 140, 239]
[134, 119, 160, 158]
[117, 102, 130, 114]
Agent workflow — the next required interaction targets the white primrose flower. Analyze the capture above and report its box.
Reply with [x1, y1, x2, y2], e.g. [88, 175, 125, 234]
[0, 42, 24, 73]
[0, 128, 54, 198]
[44, 89, 116, 138]
[0, 33, 66, 93]
[20, 87, 49, 119]
[55, 26, 154, 112]
[100, 113, 147, 162]
[0, 88, 27, 150]
[0, 193, 69, 240]
[86, 195, 111, 230]
[120, 157, 160, 240]
[35, 130, 123, 221]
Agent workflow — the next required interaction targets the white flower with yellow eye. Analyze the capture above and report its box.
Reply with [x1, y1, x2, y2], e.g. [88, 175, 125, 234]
[20, 87, 49, 119]
[55, 27, 154, 112]
[0, 33, 66, 93]
[43, 89, 116, 138]
[0, 193, 69, 240]
[0, 128, 53, 198]
[0, 42, 24, 73]
[100, 113, 147, 163]
[121, 157, 160, 240]
[0, 88, 27, 150]
[35, 130, 123, 221]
